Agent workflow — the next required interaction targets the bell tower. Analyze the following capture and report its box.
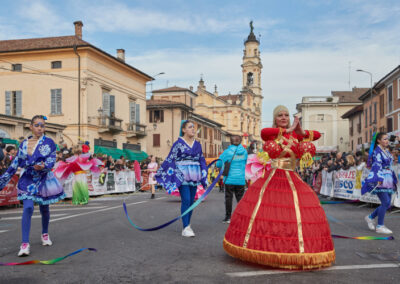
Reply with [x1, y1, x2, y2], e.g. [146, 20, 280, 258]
[242, 21, 262, 98]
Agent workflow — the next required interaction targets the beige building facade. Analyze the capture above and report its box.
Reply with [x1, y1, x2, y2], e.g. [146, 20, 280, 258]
[296, 88, 368, 153]
[0, 21, 152, 152]
[146, 88, 225, 159]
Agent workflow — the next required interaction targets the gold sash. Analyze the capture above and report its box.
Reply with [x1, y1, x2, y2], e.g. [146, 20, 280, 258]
[271, 158, 296, 171]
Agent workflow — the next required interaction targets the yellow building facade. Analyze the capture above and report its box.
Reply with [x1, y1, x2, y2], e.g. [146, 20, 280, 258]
[194, 23, 263, 146]
[0, 21, 152, 152]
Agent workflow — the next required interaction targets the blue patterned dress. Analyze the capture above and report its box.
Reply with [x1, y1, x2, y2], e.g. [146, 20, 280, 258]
[156, 137, 207, 193]
[0, 135, 65, 204]
[361, 145, 398, 195]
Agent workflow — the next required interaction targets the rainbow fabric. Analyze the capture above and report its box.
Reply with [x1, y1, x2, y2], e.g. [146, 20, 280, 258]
[332, 234, 394, 240]
[0, 248, 96, 266]
[124, 159, 222, 231]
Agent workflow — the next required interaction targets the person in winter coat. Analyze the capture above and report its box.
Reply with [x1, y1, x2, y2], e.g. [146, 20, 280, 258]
[217, 135, 248, 223]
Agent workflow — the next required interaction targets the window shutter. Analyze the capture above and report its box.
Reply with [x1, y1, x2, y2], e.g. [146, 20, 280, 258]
[5, 91, 11, 115]
[135, 104, 140, 131]
[102, 92, 110, 116]
[129, 101, 135, 123]
[51, 89, 56, 114]
[135, 103, 140, 123]
[57, 89, 62, 114]
[109, 95, 115, 115]
[15, 91, 22, 116]
[153, 134, 160, 147]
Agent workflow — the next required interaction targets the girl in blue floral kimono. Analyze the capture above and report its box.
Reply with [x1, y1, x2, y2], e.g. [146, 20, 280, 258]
[363, 133, 397, 234]
[156, 120, 207, 237]
[0, 115, 65, 256]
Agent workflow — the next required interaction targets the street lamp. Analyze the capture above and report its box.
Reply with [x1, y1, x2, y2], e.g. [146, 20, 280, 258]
[357, 69, 375, 134]
[147, 72, 165, 99]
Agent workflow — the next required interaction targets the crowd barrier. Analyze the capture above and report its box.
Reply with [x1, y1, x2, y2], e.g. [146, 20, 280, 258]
[0, 169, 141, 206]
[319, 167, 400, 208]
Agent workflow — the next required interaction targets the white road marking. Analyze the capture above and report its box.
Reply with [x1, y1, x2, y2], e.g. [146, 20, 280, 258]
[1, 213, 67, 221]
[0, 230, 9, 234]
[50, 200, 148, 223]
[226, 263, 400, 277]
[0, 206, 107, 215]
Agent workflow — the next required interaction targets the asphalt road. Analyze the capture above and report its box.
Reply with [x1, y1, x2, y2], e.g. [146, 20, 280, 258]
[1, 189, 400, 283]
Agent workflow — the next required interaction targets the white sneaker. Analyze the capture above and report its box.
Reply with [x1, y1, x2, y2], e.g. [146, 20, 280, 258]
[18, 243, 30, 257]
[364, 215, 375, 231]
[41, 233, 53, 246]
[376, 225, 393, 234]
[182, 225, 195, 237]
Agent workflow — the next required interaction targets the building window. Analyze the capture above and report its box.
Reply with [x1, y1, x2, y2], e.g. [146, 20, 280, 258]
[351, 140, 354, 151]
[387, 117, 393, 133]
[379, 95, 384, 118]
[398, 78, 400, 99]
[11, 64, 22, 72]
[51, 61, 62, 69]
[153, 134, 160, 147]
[5, 91, 22, 116]
[197, 124, 202, 138]
[150, 110, 164, 123]
[398, 113, 400, 132]
[364, 109, 367, 126]
[374, 102, 377, 123]
[365, 131, 368, 143]
[190, 97, 193, 108]
[204, 126, 208, 139]
[50, 89, 62, 114]
[317, 114, 324, 121]
[181, 110, 186, 121]
[102, 91, 115, 116]
[388, 85, 393, 113]
[369, 105, 372, 125]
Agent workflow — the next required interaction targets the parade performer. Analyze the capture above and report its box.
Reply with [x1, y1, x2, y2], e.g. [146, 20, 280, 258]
[147, 156, 158, 199]
[0, 115, 65, 257]
[363, 133, 397, 234]
[55, 147, 102, 205]
[223, 105, 335, 269]
[156, 120, 207, 237]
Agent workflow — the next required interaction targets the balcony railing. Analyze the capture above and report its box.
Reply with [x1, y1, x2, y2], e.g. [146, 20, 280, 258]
[127, 122, 147, 137]
[98, 115, 123, 133]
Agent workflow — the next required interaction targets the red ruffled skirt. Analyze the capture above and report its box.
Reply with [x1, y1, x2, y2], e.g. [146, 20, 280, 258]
[223, 168, 335, 269]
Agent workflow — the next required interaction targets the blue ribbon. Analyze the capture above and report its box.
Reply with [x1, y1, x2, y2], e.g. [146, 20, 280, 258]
[123, 159, 223, 231]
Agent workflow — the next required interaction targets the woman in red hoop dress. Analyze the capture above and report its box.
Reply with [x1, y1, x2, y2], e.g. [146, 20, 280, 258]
[223, 105, 335, 270]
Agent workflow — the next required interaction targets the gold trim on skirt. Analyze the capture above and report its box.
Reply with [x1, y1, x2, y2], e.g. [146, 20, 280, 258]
[223, 238, 335, 270]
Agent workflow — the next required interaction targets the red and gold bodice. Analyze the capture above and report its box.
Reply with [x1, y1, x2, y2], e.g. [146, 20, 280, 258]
[261, 128, 321, 160]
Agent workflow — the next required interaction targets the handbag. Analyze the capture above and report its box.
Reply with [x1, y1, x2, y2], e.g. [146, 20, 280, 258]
[222, 147, 238, 177]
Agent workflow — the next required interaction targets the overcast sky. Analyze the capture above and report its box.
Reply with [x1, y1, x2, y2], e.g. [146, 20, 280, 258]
[1, 0, 400, 126]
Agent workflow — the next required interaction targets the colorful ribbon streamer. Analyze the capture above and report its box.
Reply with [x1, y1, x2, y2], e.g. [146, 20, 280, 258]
[0, 248, 97, 266]
[332, 234, 394, 240]
[124, 159, 223, 231]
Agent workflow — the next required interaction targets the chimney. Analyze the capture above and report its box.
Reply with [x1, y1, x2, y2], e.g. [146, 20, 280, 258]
[74, 21, 83, 39]
[189, 86, 193, 91]
[116, 49, 125, 62]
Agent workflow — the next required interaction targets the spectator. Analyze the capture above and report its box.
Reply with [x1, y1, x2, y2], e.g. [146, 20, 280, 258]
[216, 135, 248, 224]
